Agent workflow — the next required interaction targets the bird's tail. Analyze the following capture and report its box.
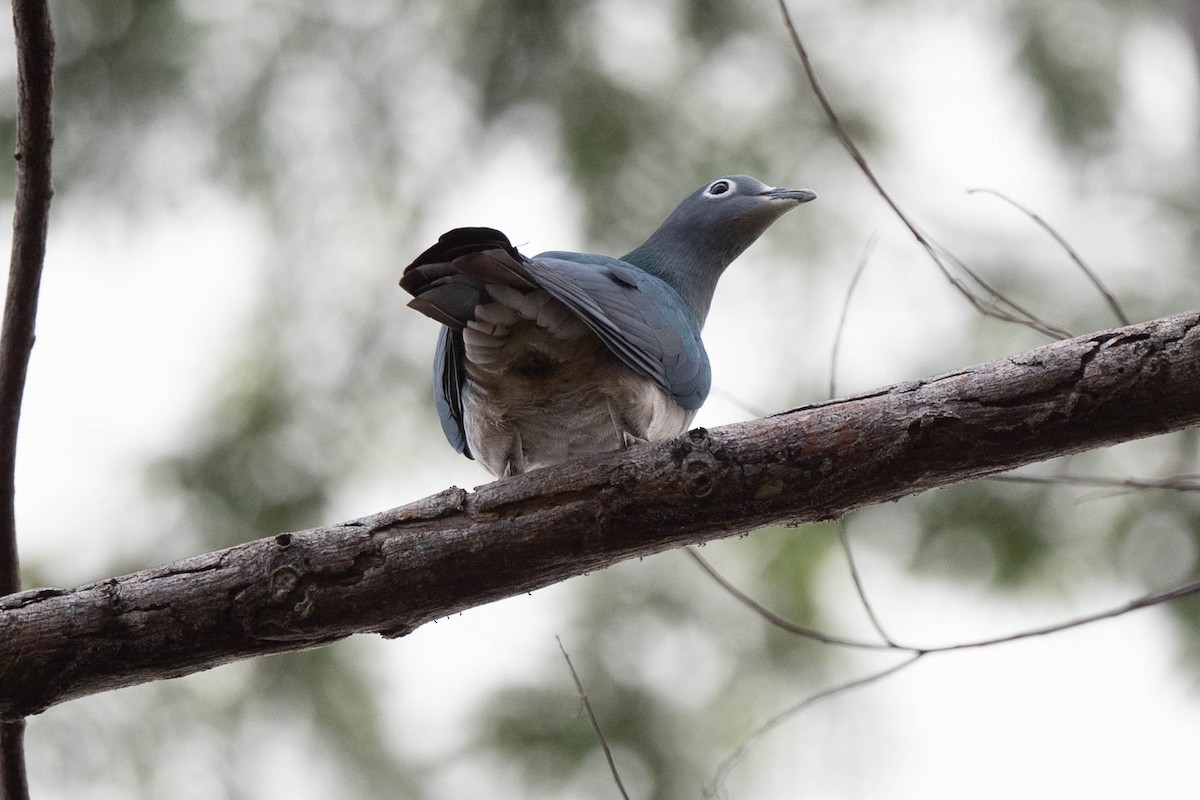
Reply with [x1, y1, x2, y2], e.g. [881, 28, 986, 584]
[400, 227, 536, 328]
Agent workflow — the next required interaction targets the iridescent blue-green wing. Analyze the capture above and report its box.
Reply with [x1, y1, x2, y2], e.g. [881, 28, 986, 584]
[527, 252, 711, 410]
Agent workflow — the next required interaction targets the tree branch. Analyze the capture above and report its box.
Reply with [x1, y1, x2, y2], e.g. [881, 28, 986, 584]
[1, 0, 54, 594]
[0, 310, 1197, 719]
[2, 0, 54, 793]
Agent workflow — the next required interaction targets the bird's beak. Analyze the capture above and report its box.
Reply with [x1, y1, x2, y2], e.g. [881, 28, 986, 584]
[763, 187, 816, 204]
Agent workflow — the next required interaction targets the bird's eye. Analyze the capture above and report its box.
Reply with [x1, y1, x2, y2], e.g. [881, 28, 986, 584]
[706, 179, 733, 197]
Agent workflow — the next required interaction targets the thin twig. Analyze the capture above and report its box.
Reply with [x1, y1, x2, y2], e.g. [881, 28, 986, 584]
[695, 543, 1200, 792]
[556, 637, 631, 800]
[1, 0, 54, 797]
[836, 521, 895, 645]
[932, 241, 1071, 338]
[988, 472, 1200, 493]
[917, 576, 1200, 654]
[691, 536, 1200, 656]
[705, 655, 922, 797]
[828, 234, 876, 399]
[969, 188, 1130, 325]
[684, 548, 891, 651]
[775, 0, 1070, 340]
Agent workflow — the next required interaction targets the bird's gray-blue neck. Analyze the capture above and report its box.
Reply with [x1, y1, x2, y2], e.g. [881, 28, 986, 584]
[621, 212, 774, 329]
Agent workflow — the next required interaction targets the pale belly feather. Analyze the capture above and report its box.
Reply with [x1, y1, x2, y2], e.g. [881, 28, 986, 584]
[459, 295, 693, 476]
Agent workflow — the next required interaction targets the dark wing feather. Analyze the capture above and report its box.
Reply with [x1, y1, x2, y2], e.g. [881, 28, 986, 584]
[432, 326, 472, 458]
[401, 227, 521, 291]
[401, 227, 534, 327]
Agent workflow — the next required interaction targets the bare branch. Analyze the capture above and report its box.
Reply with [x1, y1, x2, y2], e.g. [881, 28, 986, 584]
[695, 528, 1200, 795]
[912, 576, 1200, 654]
[775, 0, 1070, 340]
[699, 538, 1200, 656]
[0, 0, 54, 626]
[685, 548, 889, 650]
[828, 235, 876, 399]
[1, 0, 54, 795]
[557, 637, 631, 800]
[0, 719, 28, 800]
[0, 311, 1197, 718]
[835, 522, 895, 646]
[705, 655, 922, 798]
[989, 472, 1200, 493]
[969, 188, 1130, 326]
[932, 241, 1072, 338]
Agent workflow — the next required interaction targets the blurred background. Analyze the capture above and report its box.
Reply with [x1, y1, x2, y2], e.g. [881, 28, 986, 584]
[5, 0, 1200, 797]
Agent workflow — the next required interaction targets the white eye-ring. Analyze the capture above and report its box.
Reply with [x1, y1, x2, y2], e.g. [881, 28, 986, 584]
[704, 179, 735, 198]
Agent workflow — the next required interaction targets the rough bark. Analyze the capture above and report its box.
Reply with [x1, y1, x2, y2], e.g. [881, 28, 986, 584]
[1, 310, 1198, 719]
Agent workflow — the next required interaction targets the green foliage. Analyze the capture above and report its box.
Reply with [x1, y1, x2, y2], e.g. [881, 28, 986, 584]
[52, 0, 195, 194]
[1008, 2, 1123, 152]
[912, 482, 1055, 587]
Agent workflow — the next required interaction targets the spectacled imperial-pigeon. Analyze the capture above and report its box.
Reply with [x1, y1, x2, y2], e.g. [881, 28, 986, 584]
[401, 175, 815, 477]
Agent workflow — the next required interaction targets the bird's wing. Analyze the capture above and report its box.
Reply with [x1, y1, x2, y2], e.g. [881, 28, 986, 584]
[432, 325, 472, 459]
[401, 227, 711, 411]
[527, 251, 711, 411]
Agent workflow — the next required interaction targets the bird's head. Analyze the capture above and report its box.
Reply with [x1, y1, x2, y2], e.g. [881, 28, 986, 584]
[672, 175, 815, 255]
[623, 175, 816, 325]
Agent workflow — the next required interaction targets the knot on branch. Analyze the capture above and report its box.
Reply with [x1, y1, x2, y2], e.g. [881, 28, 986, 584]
[268, 565, 299, 600]
[905, 413, 965, 448]
[678, 428, 718, 498]
[268, 565, 314, 619]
